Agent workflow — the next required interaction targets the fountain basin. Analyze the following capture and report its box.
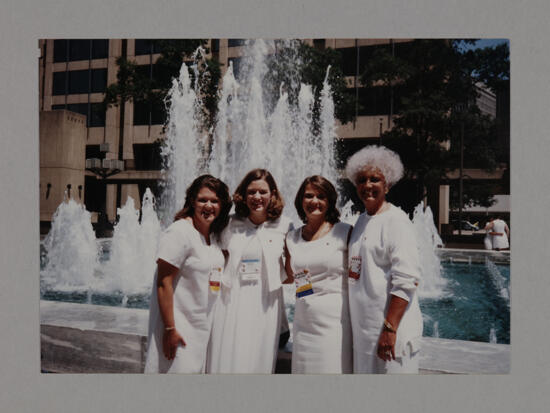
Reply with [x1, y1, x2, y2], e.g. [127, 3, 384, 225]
[41, 247, 511, 344]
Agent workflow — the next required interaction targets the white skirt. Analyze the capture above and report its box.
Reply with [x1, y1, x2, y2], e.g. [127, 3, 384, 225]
[292, 292, 352, 374]
[208, 276, 283, 373]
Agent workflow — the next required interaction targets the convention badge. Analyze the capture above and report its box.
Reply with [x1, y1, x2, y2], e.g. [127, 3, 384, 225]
[349, 256, 361, 281]
[209, 266, 222, 292]
[295, 269, 314, 298]
[239, 258, 261, 281]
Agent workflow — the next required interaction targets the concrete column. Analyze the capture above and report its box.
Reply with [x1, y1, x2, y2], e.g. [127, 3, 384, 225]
[439, 184, 450, 232]
[39, 110, 87, 222]
[106, 184, 117, 221]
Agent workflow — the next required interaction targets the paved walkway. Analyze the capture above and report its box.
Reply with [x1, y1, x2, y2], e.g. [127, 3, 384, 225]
[40, 300, 509, 374]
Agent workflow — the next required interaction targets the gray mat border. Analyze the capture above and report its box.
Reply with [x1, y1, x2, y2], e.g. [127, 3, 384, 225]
[1, 0, 547, 412]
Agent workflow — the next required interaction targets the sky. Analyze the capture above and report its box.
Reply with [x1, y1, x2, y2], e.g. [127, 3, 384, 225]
[461, 38, 509, 50]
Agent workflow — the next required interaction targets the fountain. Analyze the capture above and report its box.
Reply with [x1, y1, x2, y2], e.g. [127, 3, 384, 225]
[40, 39, 509, 347]
[41, 195, 99, 293]
[41, 189, 160, 307]
[161, 39, 338, 224]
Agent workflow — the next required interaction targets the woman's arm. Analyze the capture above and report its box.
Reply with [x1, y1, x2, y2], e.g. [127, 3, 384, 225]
[378, 215, 421, 361]
[282, 240, 294, 284]
[157, 258, 186, 360]
[377, 295, 408, 361]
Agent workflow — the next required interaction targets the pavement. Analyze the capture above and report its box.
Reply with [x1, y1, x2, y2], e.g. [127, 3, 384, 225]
[40, 300, 510, 374]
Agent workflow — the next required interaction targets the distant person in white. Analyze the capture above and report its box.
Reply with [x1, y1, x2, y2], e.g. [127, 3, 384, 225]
[144, 175, 232, 373]
[207, 169, 292, 373]
[484, 215, 510, 251]
[284, 175, 353, 374]
[346, 145, 422, 374]
[483, 217, 494, 250]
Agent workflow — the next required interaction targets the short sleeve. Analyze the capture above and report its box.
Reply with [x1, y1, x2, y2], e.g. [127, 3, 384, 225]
[156, 220, 191, 269]
[387, 213, 421, 302]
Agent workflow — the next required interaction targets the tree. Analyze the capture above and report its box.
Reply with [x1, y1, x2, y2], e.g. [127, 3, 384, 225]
[104, 39, 221, 137]
[359, 39, 509, 213]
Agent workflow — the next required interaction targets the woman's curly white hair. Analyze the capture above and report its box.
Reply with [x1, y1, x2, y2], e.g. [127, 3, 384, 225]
[345, 145, 404, 187]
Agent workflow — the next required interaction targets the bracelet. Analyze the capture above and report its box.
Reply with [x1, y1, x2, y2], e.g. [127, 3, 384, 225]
[383, 319, 397, 333]
[165, 326, 175, 331]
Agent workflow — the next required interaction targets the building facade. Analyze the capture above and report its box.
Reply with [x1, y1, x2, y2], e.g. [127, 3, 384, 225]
[38, 39, 509, 234]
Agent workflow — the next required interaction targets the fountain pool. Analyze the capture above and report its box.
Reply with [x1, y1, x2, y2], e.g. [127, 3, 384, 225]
[41, 240, 510, 344]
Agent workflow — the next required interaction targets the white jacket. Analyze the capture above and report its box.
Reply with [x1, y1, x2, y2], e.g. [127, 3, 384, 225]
[221, 214, 293, 292]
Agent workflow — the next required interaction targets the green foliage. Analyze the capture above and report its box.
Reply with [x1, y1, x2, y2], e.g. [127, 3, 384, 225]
[360, 39, 509, 209]
[103, 39, 221, 132]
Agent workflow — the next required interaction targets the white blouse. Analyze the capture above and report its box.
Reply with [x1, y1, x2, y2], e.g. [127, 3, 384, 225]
[348, 204, 423, 357]
[144, 219, 224, 373]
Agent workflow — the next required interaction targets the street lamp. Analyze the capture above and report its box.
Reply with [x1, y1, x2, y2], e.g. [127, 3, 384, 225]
[85, 156, 124, 237]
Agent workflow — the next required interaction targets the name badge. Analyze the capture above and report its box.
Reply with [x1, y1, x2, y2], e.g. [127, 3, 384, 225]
[295, 269, 314, 298]
[349, 256, 361, 281]
[239, 259, 261, 281]
[209, 266, 222, 292]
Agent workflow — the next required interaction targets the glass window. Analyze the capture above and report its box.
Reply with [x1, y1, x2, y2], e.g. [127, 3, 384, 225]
[151, 103, 167, 125]
[53, 39, 109, 62]
[89, 103, 106, 127]
[85, 144, 103, 159]
[69, 39, 92, 61]
[137, 63, 174, 88]
[133, 143, 163, 170]
[211, 39, 219, 53]
[134, 100, 166, 126]
[52, 72, 67, 95]
[53, 40, 68, 62]
[152, 63, 173, 88]
[135, 39, 162, 55]
[92, 39, 109, 59]
[133, 101, 150, 125]
[313, 39, 325, 50]
[68, 70, 89, 94]
[66, 103, 88, 117]
[228, 39, 246, 47]
[91, 69, 107, 93]
[339, 47, 357, 76]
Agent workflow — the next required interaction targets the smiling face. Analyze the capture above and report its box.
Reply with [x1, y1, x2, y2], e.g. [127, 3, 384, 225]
[246, 179, 272, 222]
[302, 184, 328, 221]
[193, 186, 221, 228]
[356, 167, 388, 215]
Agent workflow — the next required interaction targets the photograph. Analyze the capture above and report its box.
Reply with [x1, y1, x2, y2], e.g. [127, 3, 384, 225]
[38, 38, 511, 375]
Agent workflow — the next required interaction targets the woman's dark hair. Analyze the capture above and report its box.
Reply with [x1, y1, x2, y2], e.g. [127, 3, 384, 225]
[294, 175, 340, 224]
[233, 169, 284, 221]
[174, 174, 232, 236]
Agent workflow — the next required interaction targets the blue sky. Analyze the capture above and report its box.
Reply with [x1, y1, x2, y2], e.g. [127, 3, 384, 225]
[461, 39, 509, 50]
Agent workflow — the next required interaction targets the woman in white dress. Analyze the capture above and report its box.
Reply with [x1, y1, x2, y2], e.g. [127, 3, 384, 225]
[284, 175, 353, 374]
[485, 215, 510, 251]
[483, 217, 494, 250]
[346, 146, 423, 374]
[208, 169, 292, 373]
[144, 175, 232, 373]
